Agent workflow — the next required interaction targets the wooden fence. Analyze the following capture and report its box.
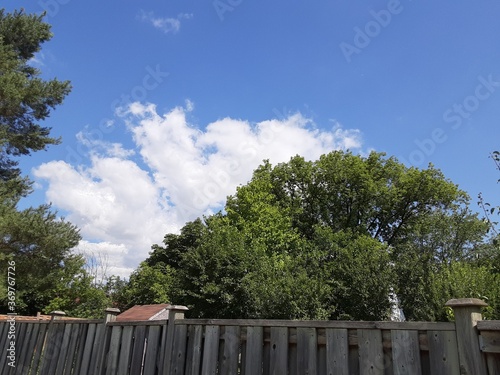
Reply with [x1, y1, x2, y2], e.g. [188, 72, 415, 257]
[0, 298, 499, 374]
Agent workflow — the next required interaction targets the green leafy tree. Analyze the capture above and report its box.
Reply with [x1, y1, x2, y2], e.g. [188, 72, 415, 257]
[102, 275, 129, 311]
[173, 215, 257, 318]
[41, 260, 111, 319]
[241, 252, 332, 320]
[392, 208, 489, 321]
[144, 151, 493, 320]
[432, 262, 500, 320]
[119, 262, 174, 309]
[310, 227, 394, 320]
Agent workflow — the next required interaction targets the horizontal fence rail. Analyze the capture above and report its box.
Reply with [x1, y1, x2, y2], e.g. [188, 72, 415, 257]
[171, 319, 459, 375]
[0, 299, 498, 374]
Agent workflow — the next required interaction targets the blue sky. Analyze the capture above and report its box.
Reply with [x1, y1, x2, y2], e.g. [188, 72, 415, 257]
[5, 1, 500, 276]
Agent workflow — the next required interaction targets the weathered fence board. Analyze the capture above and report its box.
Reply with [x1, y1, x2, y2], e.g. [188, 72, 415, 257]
[201, 325, 220, 375]
[185, 324, 203, 375]
[32, 322, 49, 372]
[73, 323, 89, 375]
[485, 354, 500, 375]
[79, 322, 97, 375]
[41, 321, 66, 375]
[14, 323, 27, 375]
[220, 325, 240, 375]
[245, 326, 263, 375]
[391, 330, 421, 375]
[130, 324, 147, 374]
[1, 299, 499, 375]
[263, 336, 271, 375]
[270, 326, 288, 375]
[297, 327, 317, 375]
[170, 323, 188, 374]
[143, 325, 163, 375]
[54, 323, 72, 375]
[326, 327, 349, 374]
[89, 323, 106, 374]
[116, 325, 133, 374]
[480, 331, 500, 353]
[288, 340, 297, 375]
[358, 329, 384, 375]
[105, 325, 123, 375]
[427, 330, 459, 375]
[160, 320, 173, 373]
[478, 320, 500, 375]
[16, 322, 35, 375]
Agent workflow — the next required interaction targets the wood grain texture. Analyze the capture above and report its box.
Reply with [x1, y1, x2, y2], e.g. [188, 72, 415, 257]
[427, 330, 459, 375]
[201, 325, 220, 375]
[358, 329, 384, 375]
[326, 328, 349, 375]
[245, 326, 263, 375]
[185, 325, 203, 375]
[297, 327, 318, 375]
[220, 325, 241, 375]
[270, 326, 288, 375]
[391, 330, 422, 375]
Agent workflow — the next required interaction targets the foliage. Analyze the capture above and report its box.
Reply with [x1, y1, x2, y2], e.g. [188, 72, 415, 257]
[392, 208, 490, 321]
[139, 151, 495, 320]
[0, 8, 71, 185]
[310, 228, 394, 320]
[42, 266, 110, 319]
[0, 201, 82, 314]
[0, 9, 106, 318]
[118, 262, 174, 309]
[432, 262, 500, 320]
[478, 151, 500, 233]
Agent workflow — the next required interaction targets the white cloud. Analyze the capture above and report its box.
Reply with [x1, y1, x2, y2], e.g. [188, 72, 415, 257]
[76, 241, 132, 280]
[34, 102, 362, 278]
[76, 130, 135, 158]
[138, 10, 193, 34]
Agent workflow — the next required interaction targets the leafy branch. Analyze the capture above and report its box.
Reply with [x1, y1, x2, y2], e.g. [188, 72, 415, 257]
[478, 151, 500, 236]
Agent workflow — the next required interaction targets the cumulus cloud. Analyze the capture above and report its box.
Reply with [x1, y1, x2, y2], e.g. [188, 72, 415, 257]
[34, 102, 362, 278]
[138, 10, 193, 34]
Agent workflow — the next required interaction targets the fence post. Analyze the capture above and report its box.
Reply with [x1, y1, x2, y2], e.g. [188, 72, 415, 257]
[166, 305, 188, 320]
[95, 308, 120, 374]
[162, 305, 189, 374]
[39, 311, 67, 374]
[49, 310, 66, 320]
[104, 307, 120, 323]
[446, 298, 488, 375]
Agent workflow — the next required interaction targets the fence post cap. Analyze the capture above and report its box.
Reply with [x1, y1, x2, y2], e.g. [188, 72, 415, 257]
[166, 305, 189, 311]
[445, 298, 488, 307]
[49, 310, 66, 316]
[105, 307, 121, 314]
[49, 310, 66, 320]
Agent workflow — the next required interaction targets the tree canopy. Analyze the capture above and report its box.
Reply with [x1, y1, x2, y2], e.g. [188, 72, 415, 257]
[132, 151, 498, 321]
[0, 9, 111, 318]
[0, 9, 71, 186]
